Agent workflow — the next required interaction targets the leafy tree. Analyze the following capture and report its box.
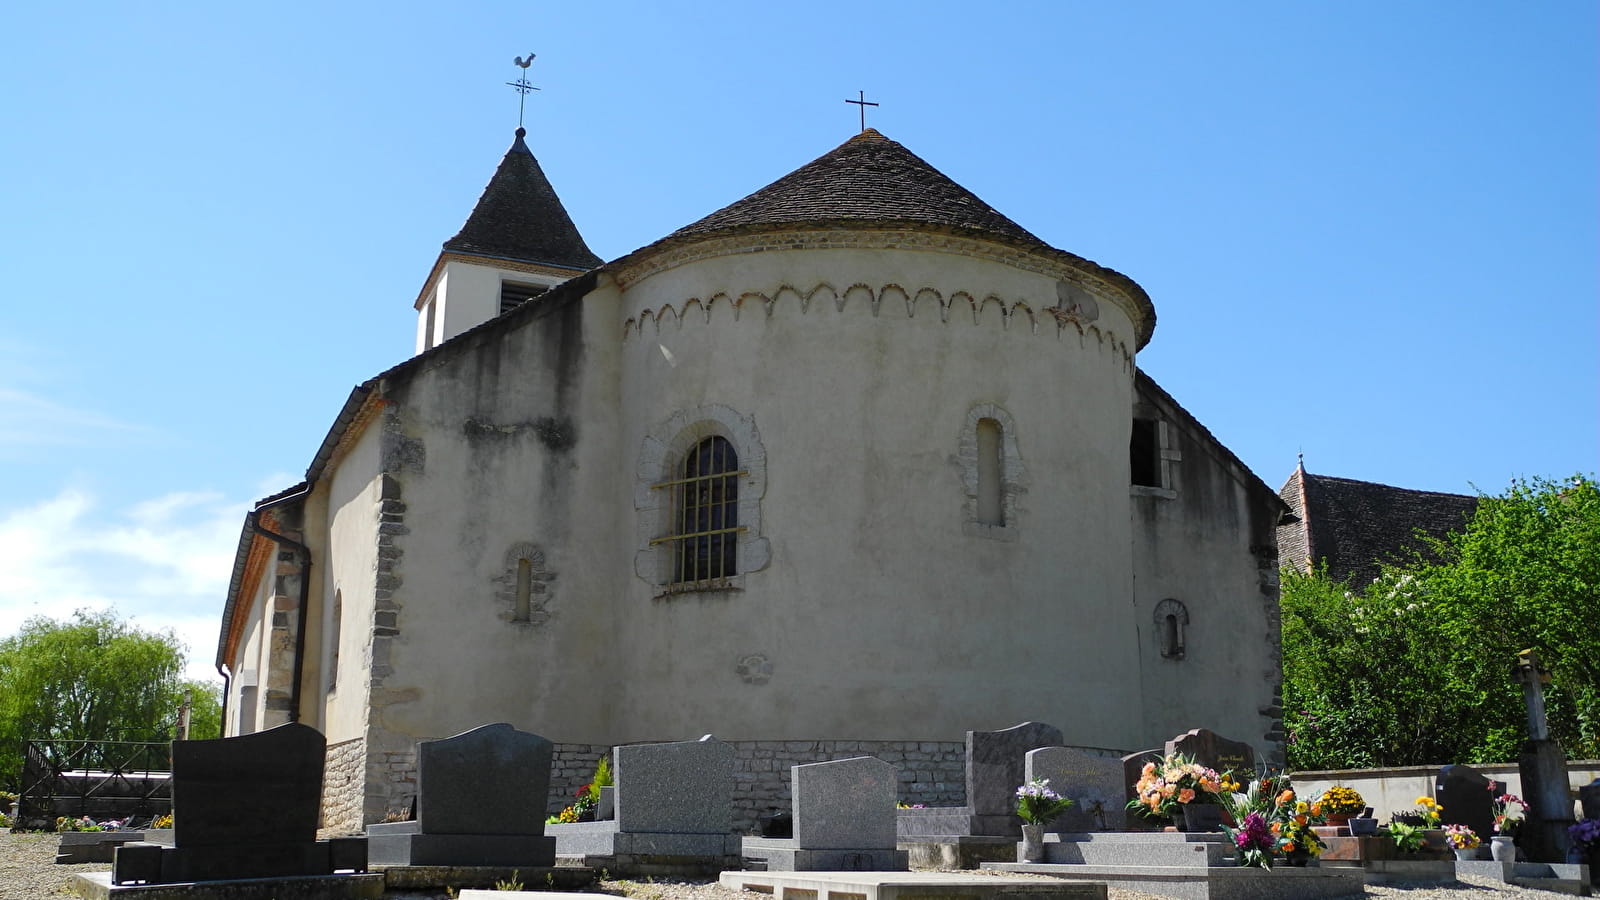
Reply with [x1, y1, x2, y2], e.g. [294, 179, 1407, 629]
[0, 609, 216, 791]
[1283, 474, 1600, 770]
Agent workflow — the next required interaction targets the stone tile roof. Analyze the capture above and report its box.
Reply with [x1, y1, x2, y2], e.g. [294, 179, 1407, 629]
[668, 128, 1044, 243]
[630, 129, 1155, 348]
[443, 128, 602, 270]
[1279, 468, 1478, 585]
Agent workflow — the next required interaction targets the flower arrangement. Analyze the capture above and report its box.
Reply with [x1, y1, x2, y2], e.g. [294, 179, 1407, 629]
[1319, 785, 1365, 817]
[1444, 823, 1481, 849]
[1413, 796, 1443, 827]
[1570, 818, 1600, 852]
[152, 813, 174, 829]
[1273, 801, 1325, 859]
[1491, 792, 1525, 836]
[1227, 811, 1276, 868]
[1015, 779, 1074, 826]
[1126, 753, 1224, 820]
[56, 816, 104, 833]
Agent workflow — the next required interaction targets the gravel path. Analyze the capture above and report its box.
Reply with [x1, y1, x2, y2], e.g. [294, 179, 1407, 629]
[0, 833, 1579, 900]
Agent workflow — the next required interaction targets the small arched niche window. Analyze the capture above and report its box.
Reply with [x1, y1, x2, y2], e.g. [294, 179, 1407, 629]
[960, 404, 1023, 540]
[1154, 598, 1189, 660]
[656, 436, 742, 587]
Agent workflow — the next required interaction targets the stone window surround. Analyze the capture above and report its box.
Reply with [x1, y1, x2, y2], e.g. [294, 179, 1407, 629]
[494, 542, 555, 626]
[1154, 598, 1189, 660]
[958, 403, 1025, 541]
[1130, 417, 1181, 500]
[635, 404, 771, 593]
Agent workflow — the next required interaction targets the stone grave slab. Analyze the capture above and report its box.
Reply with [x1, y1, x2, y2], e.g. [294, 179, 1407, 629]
[742, 757, 908, 871]
[72, 871, 385, 900]
[1163, 729, 1254, 776]
[1025, 748, 1126, 833]
[721, 870, 1108, 900]
[1581, 777, 1600, 819]
[368, 723, 555, 867]
[109, 723, 368, 885]
[1434, 763, 1500, 841]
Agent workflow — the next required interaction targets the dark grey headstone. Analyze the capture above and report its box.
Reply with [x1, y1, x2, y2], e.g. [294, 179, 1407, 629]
[1435, 764, 1500, 840]
[1120, 749, 1161, 806]
[615, 736, 734, 834]
[1164, 728, 1256, 776]
[1580, 778, 1600, 820]
[967, 722, 1064, 816]
[417, 723, 552, 836]
[1025, 747, 1126, 832]
[792, 757, 898, 850]
[172, 722, 324, 848]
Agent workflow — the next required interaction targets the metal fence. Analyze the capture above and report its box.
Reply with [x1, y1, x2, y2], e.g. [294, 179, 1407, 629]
[15, 739, 172, 830]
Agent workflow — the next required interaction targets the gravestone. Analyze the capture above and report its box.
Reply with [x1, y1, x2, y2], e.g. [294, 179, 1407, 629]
[1164, 728, 1255, 776]
[615, 735, 734, 834]
[743, 756, 909, 871]
[1435, 764, 1501, 841]
[111, 723, 367, 884]
[969, 723, 1066, 819]
[1025, 747, 1125, 832]
[367, 723, 556, 866]
[1119, 749, 1162, 830]
[1580, 778, 1600, 820]
[549, 735, 740, 869]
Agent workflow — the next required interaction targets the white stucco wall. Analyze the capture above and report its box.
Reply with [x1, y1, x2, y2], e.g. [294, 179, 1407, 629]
[609, 238, 1147, 749]
[320, 422, 383, 742]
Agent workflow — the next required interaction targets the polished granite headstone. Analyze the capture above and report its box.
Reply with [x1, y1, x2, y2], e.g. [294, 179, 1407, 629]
[550, 735, 740, 865]
[1435, 763, 1501, 841]
[1025, 747, 1126, 833]
[744, 756, 909, 871]
[1164, 728, 1256, 776]
[366, 723, 556, 867]
[898, 722, 1065, 844]
[111, 723, 367, 884]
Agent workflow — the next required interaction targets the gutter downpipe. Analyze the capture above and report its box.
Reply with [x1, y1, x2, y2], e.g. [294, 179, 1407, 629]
[216, 661, 231, 737]
[251, 486, 315, 724]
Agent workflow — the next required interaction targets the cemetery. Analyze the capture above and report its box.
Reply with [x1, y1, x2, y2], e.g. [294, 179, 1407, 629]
[37, 712, 1594, 900]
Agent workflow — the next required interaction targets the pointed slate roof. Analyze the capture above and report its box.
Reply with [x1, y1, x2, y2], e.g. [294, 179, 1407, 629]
[668, 129, 1044, 243]
[443, 128, 602, 270]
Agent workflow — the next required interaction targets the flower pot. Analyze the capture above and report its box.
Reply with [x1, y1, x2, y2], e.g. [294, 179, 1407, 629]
[1490, 836, 1515, 862]
[1285, 849, 1312, 867]
[1324, 813, 1351, 829]
[1422, 829, 1448, 854]
[1019, 823, 1046, 863]
[1180, 804, 1225, 833]
[1453, 847, 1478, 861]
[1348, 817, 1378, 836]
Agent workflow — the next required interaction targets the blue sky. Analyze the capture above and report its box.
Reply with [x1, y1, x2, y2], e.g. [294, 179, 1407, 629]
[1, 1, 1594, 679]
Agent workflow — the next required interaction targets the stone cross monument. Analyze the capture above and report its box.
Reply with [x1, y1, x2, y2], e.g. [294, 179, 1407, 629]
[1513, 649, 1574, 863]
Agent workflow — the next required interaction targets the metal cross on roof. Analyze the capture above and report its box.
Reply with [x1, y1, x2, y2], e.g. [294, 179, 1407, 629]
[845, 90, 879, 132]
[507, 52, 541, 128]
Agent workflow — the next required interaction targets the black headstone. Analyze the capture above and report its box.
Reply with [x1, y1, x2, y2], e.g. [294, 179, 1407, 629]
[172, 722, 324, 847]
[1435, 764, 1501, 840]
[1165, 728, 1256, 776]
[417, 723, 552, 835]
[966, 722, 1064, 816]
[1578, 778, 1600, 820]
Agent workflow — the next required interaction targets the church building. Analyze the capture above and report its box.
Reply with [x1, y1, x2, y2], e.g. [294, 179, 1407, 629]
[217, 125, 1288, 833]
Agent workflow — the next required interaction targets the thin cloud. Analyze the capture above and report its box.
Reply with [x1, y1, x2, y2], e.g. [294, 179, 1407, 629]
[0, 487, 251, 681]
[0, 386, 159, 450]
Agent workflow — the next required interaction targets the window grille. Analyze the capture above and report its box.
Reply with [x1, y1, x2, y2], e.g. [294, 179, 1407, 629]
[650, 436, 745, 589]
[500, 281, 548, 314]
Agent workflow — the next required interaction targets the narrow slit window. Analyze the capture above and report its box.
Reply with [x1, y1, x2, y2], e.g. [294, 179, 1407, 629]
[513, 558, 532, 622]
[326, 590, 342, 691]
[976, 417, 1004, 526]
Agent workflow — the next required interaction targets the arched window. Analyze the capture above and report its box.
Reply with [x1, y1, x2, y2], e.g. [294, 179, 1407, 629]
[1154, 598, 1189, 660]
[667, 436, 740, 585]
[959, 404, 1024, 540]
